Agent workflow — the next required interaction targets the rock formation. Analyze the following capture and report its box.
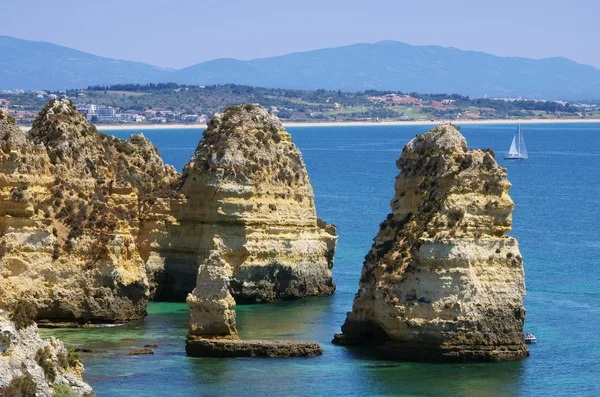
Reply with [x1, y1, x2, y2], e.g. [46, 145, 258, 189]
[333, 124, 528, 362]
[185, 104, 335, 357]
[1, 101, 337, 328]
[0, 101, 179, 325]
[0, 308, 94, 396]
[181, 104, 337, 304]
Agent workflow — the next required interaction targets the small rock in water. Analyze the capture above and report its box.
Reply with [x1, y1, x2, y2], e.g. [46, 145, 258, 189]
[143, 344, 159, 348]
[74, 347, 93, 353]
[128, 348, 155, 355]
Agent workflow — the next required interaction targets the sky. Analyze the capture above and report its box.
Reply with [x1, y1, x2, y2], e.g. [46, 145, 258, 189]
[2, 0, 599, 69]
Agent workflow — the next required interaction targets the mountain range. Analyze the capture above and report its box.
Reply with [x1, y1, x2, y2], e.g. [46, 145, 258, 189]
[1, 36, 599, 100]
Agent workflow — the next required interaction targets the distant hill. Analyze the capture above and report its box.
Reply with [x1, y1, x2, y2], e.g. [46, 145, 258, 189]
[0, 36, 172, 90]
[2, 36, 600, 99]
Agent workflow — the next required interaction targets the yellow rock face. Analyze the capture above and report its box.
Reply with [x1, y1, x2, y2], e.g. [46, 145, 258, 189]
[186, 105, 337, 338]
[0, 102, 179, 323]
[334, 124, 528, 362]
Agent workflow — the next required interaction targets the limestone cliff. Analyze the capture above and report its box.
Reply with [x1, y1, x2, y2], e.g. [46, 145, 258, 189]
[186, 104, 337, 338]
[0, 101, 179, 324]
[0, 309, 94, 396]
[179, 104, 337, 305]
[334, 124, 528, 362]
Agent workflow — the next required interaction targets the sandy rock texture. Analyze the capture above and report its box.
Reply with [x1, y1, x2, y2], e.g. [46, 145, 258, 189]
[334, 124, 528, 362]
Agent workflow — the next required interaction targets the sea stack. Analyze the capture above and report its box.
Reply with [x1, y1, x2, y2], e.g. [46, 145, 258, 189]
[333, 124, 528, 362]
[0, 101, 179, 325]
[185, 104, 334, 357]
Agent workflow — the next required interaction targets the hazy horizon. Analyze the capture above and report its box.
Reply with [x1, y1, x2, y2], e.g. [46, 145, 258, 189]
[2, 0, 599, 69]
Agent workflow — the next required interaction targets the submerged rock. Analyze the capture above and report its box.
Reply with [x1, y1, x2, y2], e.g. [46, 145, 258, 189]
[128, 348, 154, 355]
[0, 310, 94, 396]
[0, 99, 179, 324]
[333, 124, 528, 362]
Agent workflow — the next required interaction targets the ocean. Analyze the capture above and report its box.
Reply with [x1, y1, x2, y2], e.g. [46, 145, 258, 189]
[41, 123, 600, 396]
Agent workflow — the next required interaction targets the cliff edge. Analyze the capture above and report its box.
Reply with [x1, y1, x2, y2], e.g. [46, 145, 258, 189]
[333, 124, 528, 362]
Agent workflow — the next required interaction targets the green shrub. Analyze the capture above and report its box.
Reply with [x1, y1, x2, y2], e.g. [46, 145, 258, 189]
[1, 372, 37, 397]
[9, 300, 37, 330]
[58, 346, 80, 369]
[52, 384, 75, 397]
[35, 345, 57, 382]
[52, 243, 60, 260]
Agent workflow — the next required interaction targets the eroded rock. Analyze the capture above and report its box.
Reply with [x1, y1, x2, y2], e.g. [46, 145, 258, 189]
[0, 100, 179, 324]
[0, 310, 94, 396]
[333, 124, 528, 362]
[185, 105, 332, 356]
[180, 104, 337, 305]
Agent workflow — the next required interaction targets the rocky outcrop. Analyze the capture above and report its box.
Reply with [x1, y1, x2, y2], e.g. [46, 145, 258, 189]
[333, 124, 528, 362]
[0, 100, 179, 324]
[0, 309, 94, 396]
[185, 105, 334, 357]
[177, 104, 337, 303]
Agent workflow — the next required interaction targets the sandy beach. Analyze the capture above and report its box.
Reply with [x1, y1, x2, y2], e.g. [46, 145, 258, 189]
[18, 118, 600, 132]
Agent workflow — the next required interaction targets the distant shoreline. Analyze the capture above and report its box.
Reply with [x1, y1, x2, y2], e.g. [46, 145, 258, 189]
[18, 118, 600, 132]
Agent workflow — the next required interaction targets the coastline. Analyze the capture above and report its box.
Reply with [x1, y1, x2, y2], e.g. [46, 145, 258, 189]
[18, 117, 600, 132]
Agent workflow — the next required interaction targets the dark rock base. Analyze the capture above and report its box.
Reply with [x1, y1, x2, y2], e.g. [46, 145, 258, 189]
[186, 337, 323, 358]
[333, 334, 529, 363]
[231, 263, 335, 303]
[377, 341, 530, 362]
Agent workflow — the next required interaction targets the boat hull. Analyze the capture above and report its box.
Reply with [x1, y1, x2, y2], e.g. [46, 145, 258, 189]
[504, 155, 527, 160]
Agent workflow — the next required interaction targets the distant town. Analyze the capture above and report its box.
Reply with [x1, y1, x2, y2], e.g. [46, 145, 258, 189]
[1, 83, 599, 125]
[0, 89, 208, 125]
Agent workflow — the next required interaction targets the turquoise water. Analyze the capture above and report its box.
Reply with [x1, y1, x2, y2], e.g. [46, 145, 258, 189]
[42, 123, 600, 396]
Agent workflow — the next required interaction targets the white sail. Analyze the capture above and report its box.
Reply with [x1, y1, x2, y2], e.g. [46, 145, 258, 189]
[505, 124, 528, 160]
[518, 127, 528, 159]
[508, 136, 519, 155]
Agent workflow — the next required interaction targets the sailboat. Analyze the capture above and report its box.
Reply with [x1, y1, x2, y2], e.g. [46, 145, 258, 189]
[504, 124, 528, 160]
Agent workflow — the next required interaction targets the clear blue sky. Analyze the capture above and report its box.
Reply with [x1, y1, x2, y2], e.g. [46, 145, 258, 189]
[2, 0, 598, 69]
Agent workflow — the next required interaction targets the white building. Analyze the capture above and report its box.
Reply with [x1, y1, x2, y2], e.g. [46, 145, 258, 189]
[97, 107, 117, 117]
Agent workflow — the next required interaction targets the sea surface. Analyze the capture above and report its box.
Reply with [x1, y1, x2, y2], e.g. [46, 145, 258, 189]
[41, 123, 600, 396]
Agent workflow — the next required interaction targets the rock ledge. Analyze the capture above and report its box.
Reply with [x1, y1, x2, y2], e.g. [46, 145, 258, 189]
[186, 337, 323, 358]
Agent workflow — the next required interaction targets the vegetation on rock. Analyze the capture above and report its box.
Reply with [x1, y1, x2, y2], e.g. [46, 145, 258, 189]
[8, 300, 38, 330]
[0, 372, 37, 397]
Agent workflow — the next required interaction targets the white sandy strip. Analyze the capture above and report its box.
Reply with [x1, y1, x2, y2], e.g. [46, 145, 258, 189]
[18, 118, 600, 132]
